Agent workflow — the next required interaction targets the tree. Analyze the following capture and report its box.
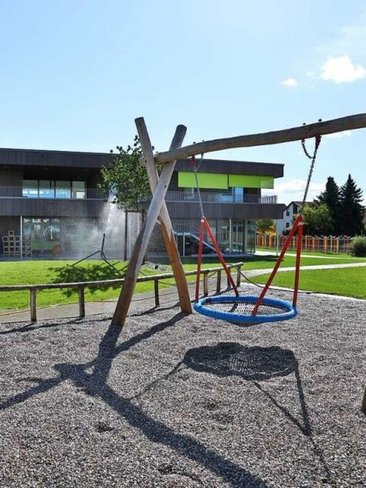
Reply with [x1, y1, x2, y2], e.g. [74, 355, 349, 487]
[338, 174, 365, 236]
[100, 137, 150, 211]
[302, 204, 333, 235]
[316, 176, 339, 234]
[256, 219, 275, 234]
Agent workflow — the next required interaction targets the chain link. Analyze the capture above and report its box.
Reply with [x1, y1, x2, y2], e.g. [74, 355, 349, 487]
[300, 134, 321, 213]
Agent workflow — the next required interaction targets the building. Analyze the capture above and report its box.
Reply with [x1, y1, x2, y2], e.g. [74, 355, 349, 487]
[276, 201, 315, 235]
[0, 147, 285, 259]
[161, 158, 285, 256]
[0, 147, 130, 259]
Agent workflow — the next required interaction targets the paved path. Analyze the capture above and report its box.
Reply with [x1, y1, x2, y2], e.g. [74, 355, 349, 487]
[245, 261, 366, 277]
[1, 262, 365, 324]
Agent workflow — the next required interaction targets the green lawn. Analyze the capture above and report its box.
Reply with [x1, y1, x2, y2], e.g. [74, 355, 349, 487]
[0, 260, 170, 311]
[0, 254, 365, 311]
[254, 267, 366, 299]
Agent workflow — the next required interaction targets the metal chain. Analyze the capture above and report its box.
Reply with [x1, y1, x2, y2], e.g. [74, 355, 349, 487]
[191, 153, 205, 218]
[300, 134, 321, 212]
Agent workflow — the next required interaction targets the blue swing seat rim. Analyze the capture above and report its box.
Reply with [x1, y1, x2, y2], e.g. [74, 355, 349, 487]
[194, 294, 298, 324]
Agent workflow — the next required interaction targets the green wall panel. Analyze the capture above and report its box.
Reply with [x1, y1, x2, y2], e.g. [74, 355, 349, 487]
[228, 174, 274, 189]
[178, 172, 274, 189]
[178, 172, 228, 189]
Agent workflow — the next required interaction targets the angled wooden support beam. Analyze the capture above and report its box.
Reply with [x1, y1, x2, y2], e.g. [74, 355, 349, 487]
[155, 113, 366, 163]
[111, 121, 187, 327]
[135, 117, 192, 314]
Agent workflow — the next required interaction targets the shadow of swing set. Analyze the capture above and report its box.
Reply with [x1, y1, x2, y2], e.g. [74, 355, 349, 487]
[107, 114, 366, 414]
[111, 113, 366, 328]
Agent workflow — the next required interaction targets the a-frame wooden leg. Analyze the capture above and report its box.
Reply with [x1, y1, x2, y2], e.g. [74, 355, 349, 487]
[111, 121, 189, 327]
[135, 117, 192, 314]
[362, 389, 366, 414]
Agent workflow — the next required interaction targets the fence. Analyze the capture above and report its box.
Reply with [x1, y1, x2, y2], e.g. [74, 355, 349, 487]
[256, 234, 353, 254]
[0, 263, 243, 323]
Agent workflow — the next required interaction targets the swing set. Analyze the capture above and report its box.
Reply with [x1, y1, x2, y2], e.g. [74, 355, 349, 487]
[193, 134, 320, 324]
[111, 113, 366, 328]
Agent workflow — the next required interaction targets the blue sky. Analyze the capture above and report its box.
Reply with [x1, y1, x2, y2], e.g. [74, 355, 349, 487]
[1, 0, 365, 204]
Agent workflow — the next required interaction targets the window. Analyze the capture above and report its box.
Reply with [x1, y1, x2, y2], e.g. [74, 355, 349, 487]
[39, 180, 54, 198]
[23, 218, 61, 255]
[55, 181, 71, 199]
[72, 181, 86, 199]
[183, 188, 195, 200]
[233, 187, 244, 202]
[22, 180, 38, 198]
[23, 179, 87, 199]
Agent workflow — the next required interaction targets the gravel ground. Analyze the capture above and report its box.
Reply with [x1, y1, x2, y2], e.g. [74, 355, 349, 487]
[0, 287, 365, 487]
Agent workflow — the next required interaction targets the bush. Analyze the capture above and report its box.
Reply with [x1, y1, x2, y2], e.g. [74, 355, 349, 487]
[350, 236, 366, 257]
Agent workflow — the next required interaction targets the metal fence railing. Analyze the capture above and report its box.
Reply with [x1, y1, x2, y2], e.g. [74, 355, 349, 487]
[256, 234, 353, 254]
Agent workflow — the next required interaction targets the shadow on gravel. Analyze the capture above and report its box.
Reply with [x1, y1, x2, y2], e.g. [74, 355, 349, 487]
[51, 262, 124, 297]
[0, 313, 267, 487]
[183, 342, 332, 482]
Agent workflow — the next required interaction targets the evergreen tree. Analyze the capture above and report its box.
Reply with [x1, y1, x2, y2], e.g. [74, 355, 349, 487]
[316, 177, 339, 234]
[338, 174, 365, 236]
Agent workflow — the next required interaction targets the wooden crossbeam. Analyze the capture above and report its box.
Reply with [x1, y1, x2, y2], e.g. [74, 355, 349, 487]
[155, 113, 366, 164]
[111, 121, 188, 327]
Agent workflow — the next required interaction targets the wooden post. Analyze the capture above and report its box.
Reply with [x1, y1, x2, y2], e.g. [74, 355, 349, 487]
[111, 122, 188, 327]
[203, 272, 209, 296]
[236, 264, 242, 288]
[216, 270, 222, 293]
[78, 285, 85, 318]
[124, 210, 128, 261]
[154, 279, 160, 307]
[30, 288, 37, 322]
[362, 389, 366, 414]
[135, 117, 192, 314]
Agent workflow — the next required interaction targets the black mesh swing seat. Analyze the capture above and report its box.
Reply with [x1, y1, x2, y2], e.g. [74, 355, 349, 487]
[194, 295, 298, 325]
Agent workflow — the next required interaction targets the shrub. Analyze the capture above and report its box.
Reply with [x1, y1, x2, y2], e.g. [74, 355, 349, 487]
[350, 236, 366, 257]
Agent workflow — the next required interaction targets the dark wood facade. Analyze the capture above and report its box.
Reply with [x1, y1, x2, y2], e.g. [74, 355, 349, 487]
[0, 147, 286, 256]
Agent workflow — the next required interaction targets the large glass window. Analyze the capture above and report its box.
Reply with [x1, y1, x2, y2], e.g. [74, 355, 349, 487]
[72, 181, 86, 199]
[22, 179, 86, 199]
[233, 187, 244, 202]
[247, 220, 256, 254]
[55, 181, 71, 199]
[232, 221, 245, 253]
[23, 218, 61, 255]
[22, 180, 38, 198]
[39, 180, 54, 198]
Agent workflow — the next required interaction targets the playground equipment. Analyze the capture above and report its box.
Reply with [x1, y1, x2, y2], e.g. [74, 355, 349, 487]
[193, 132, 321, 324]
[111, 113, 366, 328]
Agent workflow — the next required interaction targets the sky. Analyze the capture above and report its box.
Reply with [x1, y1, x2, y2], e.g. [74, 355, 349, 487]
[0, 0, 365, 204]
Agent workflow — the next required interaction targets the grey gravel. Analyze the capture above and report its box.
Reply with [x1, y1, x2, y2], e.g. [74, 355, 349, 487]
[0, 287, 365, 487]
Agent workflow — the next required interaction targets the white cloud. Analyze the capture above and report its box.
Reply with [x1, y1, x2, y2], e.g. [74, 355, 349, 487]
[320, 55, 366, 83]
[263, 179, 324, 205]
[324, 130, 352, 139]
[281, 78, 298, 87]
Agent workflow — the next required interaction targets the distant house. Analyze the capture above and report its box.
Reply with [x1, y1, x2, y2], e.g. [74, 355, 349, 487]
[276, 201, 308, 235]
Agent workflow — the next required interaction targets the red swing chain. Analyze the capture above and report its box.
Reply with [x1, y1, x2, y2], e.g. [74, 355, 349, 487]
[191, 155, 239, 301]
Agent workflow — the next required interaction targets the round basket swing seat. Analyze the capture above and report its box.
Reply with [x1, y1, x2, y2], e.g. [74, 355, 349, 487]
[193, 295, 298, 325]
